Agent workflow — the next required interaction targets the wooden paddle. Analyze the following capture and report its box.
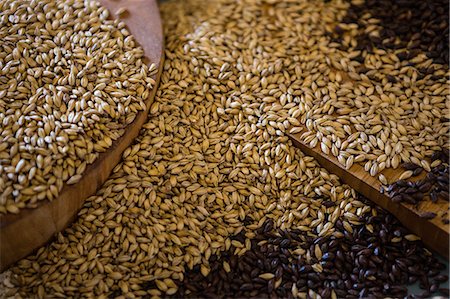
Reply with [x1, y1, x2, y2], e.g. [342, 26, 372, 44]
[288, 129, 449, 258]
[0, 0, 164, 271]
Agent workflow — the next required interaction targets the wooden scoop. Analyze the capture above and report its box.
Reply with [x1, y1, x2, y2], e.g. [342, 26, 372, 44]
[0, 0, 164, 271]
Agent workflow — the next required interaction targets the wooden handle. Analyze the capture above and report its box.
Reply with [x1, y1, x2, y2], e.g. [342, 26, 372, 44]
[0, 0, 164, 271]
[289, 130, 449, 258]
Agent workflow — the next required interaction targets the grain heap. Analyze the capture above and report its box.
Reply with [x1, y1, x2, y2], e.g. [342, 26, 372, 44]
[0, 0, 156, 213]
[175, 198, 448, 298]
[1, 0, 448, 298]
[296, 0, 449, 181]
[383, 150, 449, 209]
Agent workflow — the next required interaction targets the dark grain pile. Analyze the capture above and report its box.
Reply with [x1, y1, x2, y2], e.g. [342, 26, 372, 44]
[385, 150, 449, 214]
[336, 0, 449, 66]
[169, 198, 448, 298]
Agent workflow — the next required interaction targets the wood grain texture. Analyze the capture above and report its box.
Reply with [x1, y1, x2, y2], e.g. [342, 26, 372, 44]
[0, 0, 164, 271]
[288, 129, 449, 258]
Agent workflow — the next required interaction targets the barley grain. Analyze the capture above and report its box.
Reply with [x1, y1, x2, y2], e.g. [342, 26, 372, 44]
[399, 170, 414, 181]
[0, 0, 156, 213]
[3, 0, 448, 297]
[378, 174, 388, 185]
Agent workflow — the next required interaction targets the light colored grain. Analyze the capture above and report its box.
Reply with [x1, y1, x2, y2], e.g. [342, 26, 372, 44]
[405, 234, 421, 241]
[378, 174, 388, 185]
[115, 7, 128, 17]
[259, 273, 275, 280]
[398, 170, 413, 181]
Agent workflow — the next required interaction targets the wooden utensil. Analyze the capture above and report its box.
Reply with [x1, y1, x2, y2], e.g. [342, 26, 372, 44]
[0, 0, 164, 271]
[288, 130, 449, 258]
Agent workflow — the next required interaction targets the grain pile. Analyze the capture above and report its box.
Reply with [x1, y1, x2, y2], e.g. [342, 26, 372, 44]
[296, 0, 449, 182]
[0, 0, 156, 213]
[383, 150, 449, 208]
[176, 198, 448, 298]
[1, 0, 448, 298]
